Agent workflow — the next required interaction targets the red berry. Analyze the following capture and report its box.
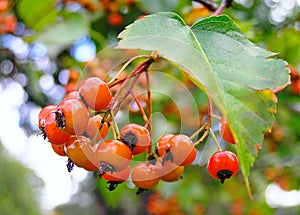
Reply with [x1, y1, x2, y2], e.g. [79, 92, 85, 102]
[158, 160, 184, 182]
[101, 166, 131, 191]
[108, 12, 123, 26]
[44, 112, 71, 145]
[38, 105, 56, 129]
[156, 134, 174, 157]
[51, 144, 66, 156]
[157, 134, 196, 166]
[0, 0, 8, 12]
[65, 135, 96, 169]
[96, 139, 132, 175]
[79, 77, 112, 111]
[85, 115, 109, 142]
[220, 117, 235, 144]
[63, 91, 81, 101]
[207, 150, 239, 183]
[55, 98, 89, 135]
[120, 123, 151, 155]
[131, 162, 160, 190]
[102, 166, 130, 182]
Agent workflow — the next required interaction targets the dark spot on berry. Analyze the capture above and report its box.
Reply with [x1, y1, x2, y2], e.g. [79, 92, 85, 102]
[147, 153, 157, 165]
[162, 149, 173, 165]
[55, 109, 65, 129]
[98, 161, 116, 177]
[79, 93, 89, 108]
[217, 169, 233, 184]
[121, 131, 137, 151]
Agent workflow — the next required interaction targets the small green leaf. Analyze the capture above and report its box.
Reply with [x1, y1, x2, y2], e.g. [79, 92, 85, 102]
[117, 12, 290, 189]
[17, 0, 58, 31]
[35, 13, 89, 57]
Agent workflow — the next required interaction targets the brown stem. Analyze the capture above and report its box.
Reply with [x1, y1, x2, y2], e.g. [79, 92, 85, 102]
[192, 0, 218, 11]
[193, 97, 213, 146]
[108, 57, 154, 88]
[129, 89, 150, 126]
[145, 71, 153, 159]
[212, 0, 234, 16]
[108, 57, 154, 110]
[112, 73, 141, 116]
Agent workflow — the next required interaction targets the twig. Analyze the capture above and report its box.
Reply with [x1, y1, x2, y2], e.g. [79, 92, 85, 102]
[192, 0, 218, 11]
[212, 0, 234, 16]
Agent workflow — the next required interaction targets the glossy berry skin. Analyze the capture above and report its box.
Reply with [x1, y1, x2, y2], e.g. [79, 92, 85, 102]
[131, 162, 160, 189]
[85, 115, 109, 142]
[158, 134, 196, 166]
[65, 135, 96, 168]
[38, 105, 56, 129]
[207, 150, 239, 183]
[102, 166, 130, 182]
[51, 144, 66, 156]
[156, 134, 175, 157]
[96, 139, 132, 173]
[101, 166, 131, 191]
[220, 117, 235, 144]
[158, 160, 184, 182]
[79, 77, 112, 111]
[120, 123, 151, 155]
[56, 98, 89, 135]
[44, 112, 71, 145]
[63, 91, 81, 101]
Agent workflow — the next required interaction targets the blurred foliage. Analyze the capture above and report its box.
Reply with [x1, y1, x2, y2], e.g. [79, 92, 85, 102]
[0, 0, 300, 214]
[0, 143, 43, 215]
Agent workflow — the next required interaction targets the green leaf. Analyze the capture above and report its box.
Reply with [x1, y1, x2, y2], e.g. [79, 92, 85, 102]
[117, 12, 290, 189]
[35, 13, 89, 57]
[17, 0, 58, 31]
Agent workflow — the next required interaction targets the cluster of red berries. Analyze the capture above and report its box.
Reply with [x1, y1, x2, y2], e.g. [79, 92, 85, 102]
[38, 73, 239, 193]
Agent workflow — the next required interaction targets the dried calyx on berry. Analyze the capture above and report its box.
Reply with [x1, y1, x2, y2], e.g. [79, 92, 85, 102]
[207, 150, 239, 183]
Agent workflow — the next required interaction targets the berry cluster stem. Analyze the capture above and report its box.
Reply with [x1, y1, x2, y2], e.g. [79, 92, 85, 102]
[193, 97, 213, 146]
[209, 128, 222, 151]
[107, 54, 150, 87]
[130, 89, 150, 126]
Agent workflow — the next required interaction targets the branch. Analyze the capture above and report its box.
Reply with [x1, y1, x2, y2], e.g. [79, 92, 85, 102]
[192, 0, 233, 15]
[192, 0, 218, 12]
[212, 0, 234, 16]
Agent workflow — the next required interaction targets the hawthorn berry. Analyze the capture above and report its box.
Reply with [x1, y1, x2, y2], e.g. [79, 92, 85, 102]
[44, 111, 71, 145]
[157, 134, 196, 166]
[207, 150, 239, 183]
[55, 98, 89, 135]
[0, 0, 8, 12]
[108, 12, 123, 26]
[85, 115, 109, 142]
[38, 105, 56, 129]
[120, 123, 151, 155]
[63, 91, 82, 101]
[96, 139, 132, 175]
[101, 166, 131, 191]
[131, 162, 160, 191]
[158, 160, 184, 182]
[220, 117, 235, 144]
[156, 134, 175, 157]
[51, 144, 66, 156]
[65, 135, 96, 169]
[79, 77, 112, 111]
